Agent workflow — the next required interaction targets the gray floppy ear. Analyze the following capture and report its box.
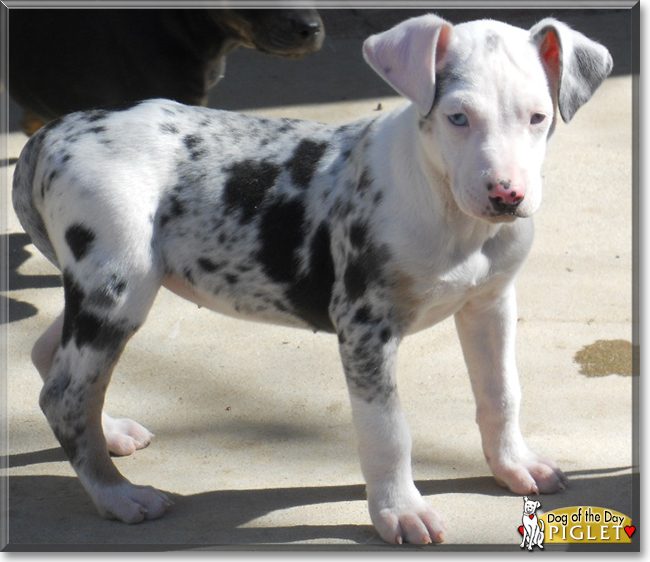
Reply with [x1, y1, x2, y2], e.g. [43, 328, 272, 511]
[362, 14, 453, 116]
[530, 18, 613, 123]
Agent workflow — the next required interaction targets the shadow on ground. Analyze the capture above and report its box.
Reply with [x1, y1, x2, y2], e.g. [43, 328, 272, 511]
[1, 232, 61, 324]
[5, 457, 637, 551]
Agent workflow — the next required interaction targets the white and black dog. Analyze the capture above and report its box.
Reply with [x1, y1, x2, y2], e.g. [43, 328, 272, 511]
[13, 15, 612, 544]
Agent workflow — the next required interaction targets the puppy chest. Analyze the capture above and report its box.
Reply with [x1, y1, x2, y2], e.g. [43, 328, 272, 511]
[403, 252, 497, 333]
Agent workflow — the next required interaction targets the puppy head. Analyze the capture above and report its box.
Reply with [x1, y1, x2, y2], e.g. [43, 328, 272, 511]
[363, 15, 611, 224]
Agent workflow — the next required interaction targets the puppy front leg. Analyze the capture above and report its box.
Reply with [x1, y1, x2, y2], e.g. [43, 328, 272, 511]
[454, 285, 567, 495]
[337, 313, 446, 544]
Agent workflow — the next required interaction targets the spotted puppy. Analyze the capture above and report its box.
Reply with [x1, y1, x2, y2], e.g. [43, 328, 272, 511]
[13, 15, 612, 545]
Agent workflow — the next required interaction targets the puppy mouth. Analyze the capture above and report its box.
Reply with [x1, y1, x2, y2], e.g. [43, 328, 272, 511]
[483, 205, 534, 223]
[483, 212, 520, 224]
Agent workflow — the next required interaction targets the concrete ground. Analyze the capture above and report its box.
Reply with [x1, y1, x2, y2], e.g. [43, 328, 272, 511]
[1, 8, 638, 552]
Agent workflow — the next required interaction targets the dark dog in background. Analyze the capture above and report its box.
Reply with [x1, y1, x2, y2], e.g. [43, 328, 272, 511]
[9, 9, 324, 135]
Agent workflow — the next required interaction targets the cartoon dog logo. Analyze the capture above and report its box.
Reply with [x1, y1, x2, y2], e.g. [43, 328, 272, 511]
[520, 496, 545, 550]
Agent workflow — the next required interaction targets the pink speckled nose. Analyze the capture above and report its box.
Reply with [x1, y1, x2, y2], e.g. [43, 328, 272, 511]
[487, 179, 525, 214]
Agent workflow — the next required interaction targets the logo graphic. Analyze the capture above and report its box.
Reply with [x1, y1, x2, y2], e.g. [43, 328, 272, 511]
[516, 500, 636, 547]
[519, 496, 545, 550]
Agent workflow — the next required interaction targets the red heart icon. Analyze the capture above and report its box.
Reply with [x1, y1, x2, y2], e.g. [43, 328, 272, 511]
[529, 514, 535, 519]
[518, 526, 524, 535]
[624, 526, 635, 538]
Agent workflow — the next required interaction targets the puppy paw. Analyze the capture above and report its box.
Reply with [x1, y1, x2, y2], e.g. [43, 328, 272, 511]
[93, 482, 173, 524]
[103, 413, 154, 456]
[491, 451, 568, 495]
[368, 484, 448, 544]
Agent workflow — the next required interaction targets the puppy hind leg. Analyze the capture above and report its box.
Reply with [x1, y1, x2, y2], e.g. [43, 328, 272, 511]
[40, 263, 172, 523]
[31, 313, 154, 456]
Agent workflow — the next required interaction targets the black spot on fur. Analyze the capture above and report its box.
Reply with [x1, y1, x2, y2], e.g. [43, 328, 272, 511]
[257, 197, 305, 284]
[285, 139, 329, 189]
[343, 342, 395, 403]
[343, 244, 390, 302]
[343, 261, 367, 302]
[41, 168, 59, 197]
[184, 136, 201, 149]
[432, 68, 463, 110]
[356, 168, 372, 194]
[85, 109, 109, 122]
[380, 327, 392, 344]
[277, 119, 297, 134]
[73, 311, 127, 351]
[485, 31, 501, 52]
[61, 270, 130, 353]
[285, 222, 336, 333]
[65, 224, 95, 261]
[40, 371, 71, 408]
[353, 305, 374, 324]
[184, 267, 195, 284]
[87, 275, 127, 309]
[61, 270, 84, 348]
[349, 222, 369, 249]
[183, 134, 207, 160]
[88, 126, 107, 134]
[197, 258, 221, 273]
[159, 187, 188, 227]
[110, 276, 127, 296]
[161, 122, 179, 134]
[223, 160, 281, 224]
[170, 195, 185, 217]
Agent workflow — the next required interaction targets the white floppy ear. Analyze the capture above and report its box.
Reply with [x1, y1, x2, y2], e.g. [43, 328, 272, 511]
[362, 14, 453, 116]
[530, 18, 613, 123]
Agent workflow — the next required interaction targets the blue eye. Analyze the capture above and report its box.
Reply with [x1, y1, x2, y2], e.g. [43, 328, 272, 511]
[448, 113, 469, 127]
[530, 113, 546, 125]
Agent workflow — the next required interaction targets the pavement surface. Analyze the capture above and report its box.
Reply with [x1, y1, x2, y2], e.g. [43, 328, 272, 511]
[1, 7, 638, 552]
